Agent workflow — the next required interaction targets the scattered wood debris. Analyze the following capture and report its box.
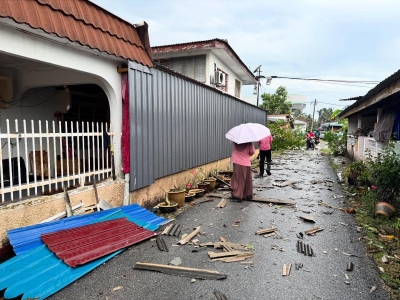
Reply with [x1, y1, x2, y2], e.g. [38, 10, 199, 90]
[299, 215, 316, 223]
[263, 232, 276, 238]
[256, 227, 277, 235]
[208, 251, 254, 262]
[178, 227, 201, 245]
[217, 199, 227, 208]
[134, 262, 227, 280]
[273, 180, 297, 187]
[297, 240, 314, 256]
[246, 197, 296, 206]
[214, 289, 229, 300]
[156, 236, 169, 252]
[162, 224, 181, 237]
[304, 227, 324, 235]
[370, 286, 377, 293]
[346, 262, 354, 271]
[282, 263, 292, 276]
[207, 193, 225, 198]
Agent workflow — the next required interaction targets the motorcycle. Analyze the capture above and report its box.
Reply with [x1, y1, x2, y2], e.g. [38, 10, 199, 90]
[315, 136, 320, 145]
[307, 137, 315, 150]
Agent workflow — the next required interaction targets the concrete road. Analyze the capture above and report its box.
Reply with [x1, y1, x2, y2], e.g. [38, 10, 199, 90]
[49, 148, 390, 300]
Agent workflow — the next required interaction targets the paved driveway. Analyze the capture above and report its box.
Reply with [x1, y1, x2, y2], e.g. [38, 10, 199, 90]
[49, 148, 389, 300]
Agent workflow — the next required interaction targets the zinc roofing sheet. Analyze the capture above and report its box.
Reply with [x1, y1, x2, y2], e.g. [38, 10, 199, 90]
[7, 204, 169, 255]
[0, 0, 153, 67]
[41, 218, 156, 267]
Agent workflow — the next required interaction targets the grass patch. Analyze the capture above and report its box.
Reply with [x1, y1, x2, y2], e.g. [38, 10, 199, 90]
[328, 153, 400, 299]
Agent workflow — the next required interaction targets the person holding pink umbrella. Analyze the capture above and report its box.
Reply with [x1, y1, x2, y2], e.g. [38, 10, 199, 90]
[225, 123, 270, 201]
[230, 142, 255, 201]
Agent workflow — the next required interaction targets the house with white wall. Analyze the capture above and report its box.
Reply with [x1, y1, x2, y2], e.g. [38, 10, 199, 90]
[0, 1, 268, 260]
[338, 69, 400, 160]
[152, 39, 257, 99]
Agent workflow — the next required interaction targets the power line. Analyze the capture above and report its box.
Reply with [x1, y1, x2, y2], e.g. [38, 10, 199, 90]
[271, 76, 379, 84]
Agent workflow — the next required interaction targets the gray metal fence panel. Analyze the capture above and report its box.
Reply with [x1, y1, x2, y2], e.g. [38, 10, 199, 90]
[129, 62, 267, 191]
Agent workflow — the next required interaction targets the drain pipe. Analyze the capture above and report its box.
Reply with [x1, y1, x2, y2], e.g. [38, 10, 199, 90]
[123, 173, 130, 206]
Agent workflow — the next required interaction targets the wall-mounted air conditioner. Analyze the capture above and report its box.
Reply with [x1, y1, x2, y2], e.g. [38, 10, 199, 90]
[215, 71, 226, 86]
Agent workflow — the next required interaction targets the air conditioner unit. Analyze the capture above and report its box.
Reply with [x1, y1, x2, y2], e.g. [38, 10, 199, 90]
[215, 71, 226, 86]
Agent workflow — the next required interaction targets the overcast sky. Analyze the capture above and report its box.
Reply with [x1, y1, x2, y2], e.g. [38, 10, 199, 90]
[93, 0, 400, 115]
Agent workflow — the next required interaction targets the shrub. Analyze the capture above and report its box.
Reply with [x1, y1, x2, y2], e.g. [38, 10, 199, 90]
[324, 130, 347, 155]
[268, 120, 305, 151]
[364, 143, 400, 207]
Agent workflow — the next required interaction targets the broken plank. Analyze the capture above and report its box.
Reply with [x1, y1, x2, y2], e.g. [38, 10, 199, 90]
[256, 227, 277, 235]
[304, 227, 324, 235]
[208, 251, 242, 259]
[215, 254, 254, 263]
[246, 197, 296, 205]
[282, 264, 287, 276]
[273, 181, 296, 187]
[217, 199, 227, 208]
[162, 224, 173, 235]
[207, 193, 225, 198]
[178, 227, 201, 245]
[134, 262, 227, 280]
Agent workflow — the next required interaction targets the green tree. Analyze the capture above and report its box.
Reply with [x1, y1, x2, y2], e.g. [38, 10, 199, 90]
[317, 107, 333, 126]
[260, 86, 292, 114]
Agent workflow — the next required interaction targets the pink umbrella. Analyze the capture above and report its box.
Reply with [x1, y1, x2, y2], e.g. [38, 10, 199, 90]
[225, 123, 271, 144]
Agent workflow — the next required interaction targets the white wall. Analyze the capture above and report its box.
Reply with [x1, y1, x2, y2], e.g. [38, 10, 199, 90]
[207, 52, 242, 97]
[0, 22, 123, 178]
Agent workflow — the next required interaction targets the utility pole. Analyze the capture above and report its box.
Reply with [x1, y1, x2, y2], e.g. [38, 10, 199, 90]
[253, 65, 265, 107]
[311, 99, 316, 130]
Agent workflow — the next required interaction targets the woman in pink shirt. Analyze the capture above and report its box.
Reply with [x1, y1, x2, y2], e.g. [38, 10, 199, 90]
[257, 135, 273, 177]
[230, 142, 255, 201]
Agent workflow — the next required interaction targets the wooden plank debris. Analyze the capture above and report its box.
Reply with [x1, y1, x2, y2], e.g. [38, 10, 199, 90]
[210, 252, 254, 262]
[134, 262, 227, 280]
[256, 227, 277, 235]
[273, 181, 296, 187]
[246, 197, 296, 205]
[214, 289, 229, 300]
[207, 193, 225, 198]
[217, 199, 227, 208]
[178, 227, 201, 245]
[162, 224, 173, 235]
[299, 215, 316, 223]
[304, 227, 324, 235]
[156, 236, 168, 252]
[208, 251, 242, 259]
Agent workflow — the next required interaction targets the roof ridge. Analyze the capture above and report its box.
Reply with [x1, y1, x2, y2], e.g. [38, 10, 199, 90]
[36, 0, 145, 50]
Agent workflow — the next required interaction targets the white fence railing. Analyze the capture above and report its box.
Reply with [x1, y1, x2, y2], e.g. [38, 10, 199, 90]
[0, 119, 114, 204]
[347, 135, 400, 160]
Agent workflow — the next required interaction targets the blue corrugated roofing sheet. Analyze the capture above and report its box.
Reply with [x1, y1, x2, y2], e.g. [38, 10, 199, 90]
[7, 204, 169, 255]
[0, 205, 166, 299]
[0, 245, 123, 300]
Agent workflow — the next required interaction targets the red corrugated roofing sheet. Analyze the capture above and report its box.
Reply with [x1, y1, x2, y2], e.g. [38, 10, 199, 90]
[0, 0, 153, 67]
[41, 218, 156, 267]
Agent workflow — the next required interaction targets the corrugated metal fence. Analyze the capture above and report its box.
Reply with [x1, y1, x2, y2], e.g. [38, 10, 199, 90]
[128, 61, 267, 191]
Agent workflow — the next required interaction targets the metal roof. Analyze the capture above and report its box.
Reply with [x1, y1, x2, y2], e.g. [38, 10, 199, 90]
[42, 218, 156, 267]
[338, 69, 400, 118]
[0, 0, 153, 67]
[7, 204, 169, 255]
[0, 205, 164, 299]
[152, 38, 257, 84]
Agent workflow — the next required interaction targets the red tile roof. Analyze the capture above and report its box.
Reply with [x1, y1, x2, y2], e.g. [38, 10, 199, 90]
[0, 0, 153, 67]
[41, 218, 156, 267]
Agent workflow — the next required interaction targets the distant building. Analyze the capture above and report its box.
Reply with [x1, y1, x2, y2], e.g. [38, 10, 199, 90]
[287, 94, 307, 114]
[152, 39, 257, 99]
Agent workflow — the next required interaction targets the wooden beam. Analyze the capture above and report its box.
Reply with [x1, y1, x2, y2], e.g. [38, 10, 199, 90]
[134, 262, 227, 280]
[117, 67, 128, 73]
[246, 197, 296, 205]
